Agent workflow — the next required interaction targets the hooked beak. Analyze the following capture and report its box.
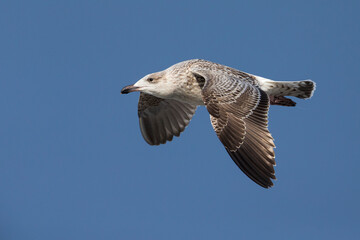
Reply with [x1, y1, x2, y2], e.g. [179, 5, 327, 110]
[121, 85, 141, 94]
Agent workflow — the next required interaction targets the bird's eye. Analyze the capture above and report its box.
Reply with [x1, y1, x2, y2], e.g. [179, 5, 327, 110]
[148, 78, 154, 82]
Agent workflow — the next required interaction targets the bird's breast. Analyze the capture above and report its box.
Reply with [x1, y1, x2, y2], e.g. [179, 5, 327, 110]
[170, 79, 204, 105]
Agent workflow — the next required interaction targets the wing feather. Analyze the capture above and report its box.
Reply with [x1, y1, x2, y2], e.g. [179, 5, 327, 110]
[138, 93, 197, 145]
[192, 68, 276, 188]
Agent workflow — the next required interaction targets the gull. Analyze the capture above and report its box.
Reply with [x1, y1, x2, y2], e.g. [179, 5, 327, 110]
[121, 59, 315, 188]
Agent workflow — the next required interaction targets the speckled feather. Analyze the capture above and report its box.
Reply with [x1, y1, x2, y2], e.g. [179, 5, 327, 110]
[125, 59, 315, 188]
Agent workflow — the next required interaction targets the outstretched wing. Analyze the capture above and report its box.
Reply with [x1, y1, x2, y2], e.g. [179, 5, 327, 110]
[138, 93, 197, 145]
[193, 70, 276, 188]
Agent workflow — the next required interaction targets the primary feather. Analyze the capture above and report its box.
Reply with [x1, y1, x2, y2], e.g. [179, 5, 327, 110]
[121, 59, 316, 188]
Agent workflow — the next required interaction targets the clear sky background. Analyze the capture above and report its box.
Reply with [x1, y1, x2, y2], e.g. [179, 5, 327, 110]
[1, 0, 359, 239]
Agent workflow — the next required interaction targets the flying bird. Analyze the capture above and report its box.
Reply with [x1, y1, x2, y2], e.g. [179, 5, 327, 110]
[121, 59, 315, 188]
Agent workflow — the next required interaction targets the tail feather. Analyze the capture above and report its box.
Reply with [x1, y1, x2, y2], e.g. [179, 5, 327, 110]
[296, 80, 316, 99]
[256, 76, 316, 99]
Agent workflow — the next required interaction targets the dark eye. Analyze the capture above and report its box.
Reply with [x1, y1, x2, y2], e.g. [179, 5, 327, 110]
[148, 78, 154, 82]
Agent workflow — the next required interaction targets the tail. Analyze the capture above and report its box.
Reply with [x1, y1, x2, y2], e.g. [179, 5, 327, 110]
[256, 76, 316, 99]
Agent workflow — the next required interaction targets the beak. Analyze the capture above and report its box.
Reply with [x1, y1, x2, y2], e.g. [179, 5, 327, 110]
[121, 85, 141, 94]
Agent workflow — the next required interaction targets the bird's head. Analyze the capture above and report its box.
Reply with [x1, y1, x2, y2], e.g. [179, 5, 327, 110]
[121, 71, 176, 98]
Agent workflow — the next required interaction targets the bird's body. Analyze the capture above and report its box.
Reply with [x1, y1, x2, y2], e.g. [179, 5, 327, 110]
[121, 59, 316, 188]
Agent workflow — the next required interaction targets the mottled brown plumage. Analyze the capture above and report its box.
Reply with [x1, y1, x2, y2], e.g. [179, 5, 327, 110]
[138, 93, 196, 145]
[121, 59, 316, 188]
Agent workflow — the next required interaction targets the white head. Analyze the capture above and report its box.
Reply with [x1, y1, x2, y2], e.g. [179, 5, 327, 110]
[121, 71, 177, 99]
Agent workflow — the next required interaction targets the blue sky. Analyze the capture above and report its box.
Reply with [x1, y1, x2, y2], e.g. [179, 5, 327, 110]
[1, 0, 359, 239]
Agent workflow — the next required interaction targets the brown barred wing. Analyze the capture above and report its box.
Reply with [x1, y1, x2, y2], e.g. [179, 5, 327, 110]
[138, 93, 197, 145]
[194, 70, 276, 188]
